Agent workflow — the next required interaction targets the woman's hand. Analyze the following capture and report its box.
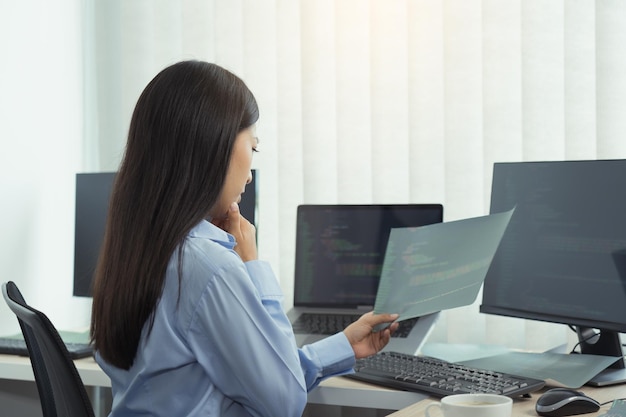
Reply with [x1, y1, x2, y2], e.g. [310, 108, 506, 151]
[343, 312, 400, 359]
[212, 202, 258, 262]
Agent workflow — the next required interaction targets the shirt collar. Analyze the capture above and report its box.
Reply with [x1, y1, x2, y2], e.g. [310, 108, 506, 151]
[188, 219, 236, 249]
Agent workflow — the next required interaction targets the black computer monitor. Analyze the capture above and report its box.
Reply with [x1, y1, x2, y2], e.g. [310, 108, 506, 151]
[480, 159, 626, 386]
[73, 170, 258, 297]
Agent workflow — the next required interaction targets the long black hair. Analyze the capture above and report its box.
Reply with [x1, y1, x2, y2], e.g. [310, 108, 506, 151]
[91, 61, 259, 370]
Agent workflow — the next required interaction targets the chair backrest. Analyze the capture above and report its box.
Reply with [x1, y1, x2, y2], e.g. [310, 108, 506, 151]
[2, 281, 95, 417]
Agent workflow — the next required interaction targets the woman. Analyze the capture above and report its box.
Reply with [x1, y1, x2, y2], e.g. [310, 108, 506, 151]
[90, 60, 399, 417]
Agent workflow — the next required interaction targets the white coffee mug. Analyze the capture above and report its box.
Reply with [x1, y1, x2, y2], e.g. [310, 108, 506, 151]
[425, 393, 512, 417]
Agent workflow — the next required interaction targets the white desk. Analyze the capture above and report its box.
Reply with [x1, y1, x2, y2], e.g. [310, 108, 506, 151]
[308, 376, 427, 410]
[0, 354, 426, 415]
[0, 354, 109, 387]
[4, 353, 626, 416]
[388, 384, 626, 417]
[0, 354, 112, 416]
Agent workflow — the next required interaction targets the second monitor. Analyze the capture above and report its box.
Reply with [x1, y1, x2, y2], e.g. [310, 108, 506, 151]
[73, 170, 258, 297]
[480, 159, 626, 386]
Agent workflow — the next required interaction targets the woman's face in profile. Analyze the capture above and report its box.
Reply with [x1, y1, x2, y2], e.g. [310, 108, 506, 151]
[209, 126, 258, 221]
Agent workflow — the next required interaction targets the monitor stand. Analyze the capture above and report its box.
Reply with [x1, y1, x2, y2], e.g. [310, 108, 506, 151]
[587, 368, 626, 387]
[577, 327, 626, 387]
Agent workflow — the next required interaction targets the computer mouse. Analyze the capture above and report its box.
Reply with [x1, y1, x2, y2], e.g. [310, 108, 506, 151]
[535, 388, 601, 416]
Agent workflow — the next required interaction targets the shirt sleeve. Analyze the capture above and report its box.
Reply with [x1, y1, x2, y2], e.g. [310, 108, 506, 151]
[245, 261, 356, 390]
[184, 253, 354, 417]
[298, 332, 356, 390]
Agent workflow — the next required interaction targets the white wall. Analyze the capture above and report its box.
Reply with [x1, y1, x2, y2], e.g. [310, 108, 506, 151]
[0, 0, 90, 335]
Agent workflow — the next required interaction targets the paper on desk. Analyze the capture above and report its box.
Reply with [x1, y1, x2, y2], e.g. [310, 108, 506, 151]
[57, 329, 91, 344]
[374, 208, 514, 321]
[421, 342, 512, 363]
[460, 351, 622, 388]
[600, 399, 626, 417]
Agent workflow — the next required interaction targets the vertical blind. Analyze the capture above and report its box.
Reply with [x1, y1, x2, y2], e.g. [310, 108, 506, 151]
[85, 0, 626, 352]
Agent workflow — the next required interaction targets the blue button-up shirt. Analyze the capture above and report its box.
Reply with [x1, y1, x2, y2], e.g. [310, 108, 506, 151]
[96, 220, 355, 417]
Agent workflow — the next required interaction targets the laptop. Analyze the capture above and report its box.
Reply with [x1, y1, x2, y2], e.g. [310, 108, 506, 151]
[0, 333, 93, 359]
[287, 204, 444, 355]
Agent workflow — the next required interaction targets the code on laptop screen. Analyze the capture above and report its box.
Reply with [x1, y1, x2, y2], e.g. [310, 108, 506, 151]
[293, 204, 443, 308]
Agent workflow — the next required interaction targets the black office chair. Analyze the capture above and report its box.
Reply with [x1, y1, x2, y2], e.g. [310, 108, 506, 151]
[2, 281, 95, 417]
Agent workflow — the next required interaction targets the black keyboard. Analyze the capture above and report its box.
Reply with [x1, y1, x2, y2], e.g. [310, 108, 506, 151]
[292, 313, 417, 338]
[0, 337, 93, 359]
[347, 351, 545, 398]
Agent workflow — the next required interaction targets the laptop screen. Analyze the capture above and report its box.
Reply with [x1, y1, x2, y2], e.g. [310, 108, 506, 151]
[293, 204, 443, 308]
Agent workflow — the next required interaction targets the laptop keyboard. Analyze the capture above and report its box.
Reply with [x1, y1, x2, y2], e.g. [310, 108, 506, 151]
[347, 351, 545, 398]
[0, 337, 93, 359]
[292, 313, 417, 338]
